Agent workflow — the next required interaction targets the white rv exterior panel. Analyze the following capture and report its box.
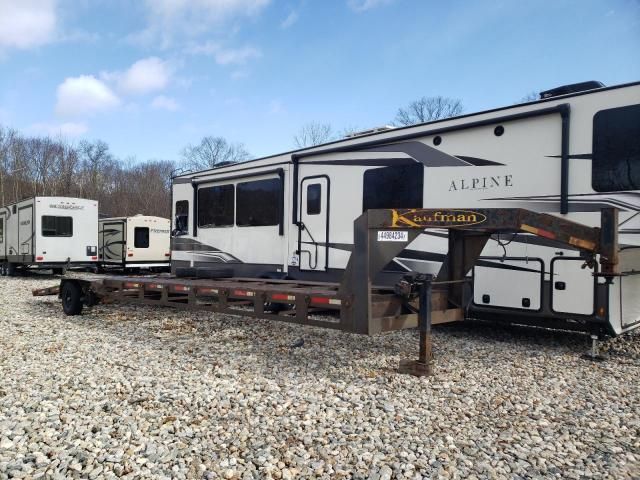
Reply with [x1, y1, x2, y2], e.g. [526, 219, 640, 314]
[1, 197, 98, 270]
[473, 260, 542, 310]
[170, 80, 640, 335]
[99, 215, 170, 268]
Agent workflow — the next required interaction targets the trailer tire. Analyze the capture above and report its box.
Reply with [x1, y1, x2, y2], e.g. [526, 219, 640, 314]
[6, 263, 16, 277]
[0, 262, 6, 276]
[52, 267, 67, 276]
[196, 267, 233, 279]
[175, 267, 197, 278]
[61, 281, 83, 316]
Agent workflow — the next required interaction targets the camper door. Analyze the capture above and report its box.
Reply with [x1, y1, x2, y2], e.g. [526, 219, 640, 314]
[298, 176, 329, 271]
[101, 221, 125, 263]
[18, 204, 33, 258]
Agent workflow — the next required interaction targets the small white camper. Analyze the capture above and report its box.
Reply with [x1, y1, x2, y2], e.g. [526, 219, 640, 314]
[98, 215, 171, 271]
[0, 196, 99, 275]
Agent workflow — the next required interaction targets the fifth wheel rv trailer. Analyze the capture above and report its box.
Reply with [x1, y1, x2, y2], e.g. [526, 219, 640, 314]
[171, 80, 640, 336]
[0, 197, 99, 275]
[98, 215, 171, 271]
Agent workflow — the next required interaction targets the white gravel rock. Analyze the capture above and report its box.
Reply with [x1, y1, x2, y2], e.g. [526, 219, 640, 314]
[0, 274, 639, 479]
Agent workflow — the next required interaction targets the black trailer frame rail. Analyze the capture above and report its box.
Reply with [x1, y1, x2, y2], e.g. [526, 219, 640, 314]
[34, 207, 619, 375]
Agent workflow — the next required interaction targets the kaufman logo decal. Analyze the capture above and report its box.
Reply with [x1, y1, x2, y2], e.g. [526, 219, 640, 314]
[449, 174, 513, 192]
[391, 209, 487, 228]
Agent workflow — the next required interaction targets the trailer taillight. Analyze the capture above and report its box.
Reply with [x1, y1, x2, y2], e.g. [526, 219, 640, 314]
[36, 256, 44, 261]
[164, 252, 170, 257]
[128, 253, 133, 257]
[91, 256, 97, 260]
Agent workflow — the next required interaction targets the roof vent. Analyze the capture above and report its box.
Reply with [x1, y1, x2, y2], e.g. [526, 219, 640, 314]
[344, 125, 395, 138]
[540, 81, 605, 99]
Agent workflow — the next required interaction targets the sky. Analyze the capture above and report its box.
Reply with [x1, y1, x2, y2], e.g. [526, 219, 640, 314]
[0, 0, 639, 162]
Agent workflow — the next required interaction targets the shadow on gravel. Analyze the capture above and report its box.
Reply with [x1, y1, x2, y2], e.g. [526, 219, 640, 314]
[28, 295, 638, 383]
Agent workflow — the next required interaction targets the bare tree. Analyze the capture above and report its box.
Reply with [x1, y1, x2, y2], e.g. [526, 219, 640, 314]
[393, 96, 464, 126]
[519, 91, 540, 103]
[293, 122, 334, 148]
[181, 136, 250, 172]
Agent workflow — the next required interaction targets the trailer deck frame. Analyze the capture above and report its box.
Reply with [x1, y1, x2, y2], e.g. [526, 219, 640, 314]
[34, 207, 620, 375]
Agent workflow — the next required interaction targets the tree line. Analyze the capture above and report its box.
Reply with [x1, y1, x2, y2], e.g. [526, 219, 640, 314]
[0, 90, 538, 218]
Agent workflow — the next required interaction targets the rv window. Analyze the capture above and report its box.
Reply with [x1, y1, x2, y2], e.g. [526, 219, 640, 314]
[306, 184, 322, 215]
[592, 103, 640, 192]
[362, 163, 424, 211]
[175, 200, 189, 235]
[198, 185, 234, 227]
[134, 227, 150, 248]
[42, 216, 73, 237]
[236, 178, 281, 227]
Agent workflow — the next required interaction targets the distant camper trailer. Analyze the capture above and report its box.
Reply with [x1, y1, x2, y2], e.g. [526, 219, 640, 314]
[99, 215, 171, 271]
[0, 197, 99, 275]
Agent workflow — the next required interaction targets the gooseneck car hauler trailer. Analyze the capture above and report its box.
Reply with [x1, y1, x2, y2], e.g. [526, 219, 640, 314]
[169, 80, 640, 336]
[99, 215, 171, 271]
[34, 206, 621, 374]
[0, 197, 98, 275]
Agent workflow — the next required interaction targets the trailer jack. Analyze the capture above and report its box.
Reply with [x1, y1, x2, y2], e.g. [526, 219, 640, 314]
[397, 274, 435, 376]
[582, 334, 607, 362]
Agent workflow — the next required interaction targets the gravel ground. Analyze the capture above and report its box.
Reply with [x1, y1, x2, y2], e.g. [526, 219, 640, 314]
[1, 274, 639, 480]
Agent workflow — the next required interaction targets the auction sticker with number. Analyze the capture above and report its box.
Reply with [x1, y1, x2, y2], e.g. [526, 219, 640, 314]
[377, 230, 408, 242]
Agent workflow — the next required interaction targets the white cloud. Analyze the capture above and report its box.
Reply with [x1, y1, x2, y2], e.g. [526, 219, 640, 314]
[133, 0, 271, 47]
[114, 57, 173, 95]
[55, 75, 120, 117]
[29, 121, 88, 137]
[347, 0, 394, 13]
[187, 42, 261, 65]
[281, 11, 298, 28]
[0, 0, 57, 50]
[151, 95, 180, 111]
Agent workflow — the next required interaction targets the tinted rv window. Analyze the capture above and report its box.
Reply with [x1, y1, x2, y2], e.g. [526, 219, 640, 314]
[362, 163, 424, 211]
[236, 178, 281, 227]
[42, 216, 73, 237]
[198, 184, 234, 227]
[175, 200, 189, 234]
[306, 184, 322, 215]
[592, 104, 640, 192]
[134, 227, 150, 248]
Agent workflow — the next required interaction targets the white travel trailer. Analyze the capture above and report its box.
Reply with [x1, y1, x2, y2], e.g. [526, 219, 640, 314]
[171, 80, 640, 336]
[0, 196, 99, 275]
[99, 215, 171, 271]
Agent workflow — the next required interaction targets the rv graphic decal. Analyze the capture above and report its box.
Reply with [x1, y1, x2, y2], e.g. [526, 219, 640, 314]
[390, 209, 487, 228]
[20, 220, 30, 226]
[448, 174, 513, 192]
[49, 204, 84, 210]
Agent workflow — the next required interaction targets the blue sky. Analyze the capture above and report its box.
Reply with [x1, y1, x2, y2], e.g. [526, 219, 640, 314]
[0, 0, 638, 161]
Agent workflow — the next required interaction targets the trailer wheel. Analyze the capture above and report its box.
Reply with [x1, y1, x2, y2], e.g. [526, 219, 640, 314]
[52, 267, 67, 276]
[6, 263, 16, 277]
[61, 281, 83, 316]
[196, 267, 233, 279]
[0, 262, 6, 276]
[175, 267, 197, 278]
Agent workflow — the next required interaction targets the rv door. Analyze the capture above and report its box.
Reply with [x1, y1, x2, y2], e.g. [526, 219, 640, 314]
[299, 176, 329, 271]
[101, 221, 125, 264]
[18, 205, 33, 258]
